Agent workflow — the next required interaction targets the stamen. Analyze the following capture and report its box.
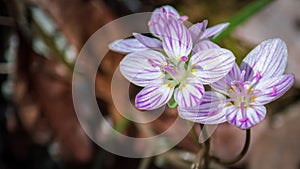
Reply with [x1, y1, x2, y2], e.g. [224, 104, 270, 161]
[180, 56, 188, 62]
[249, 72, 262, 88]
[162, 65, 177, 76]
[148, 21, 154, 26]
[254, 72, 262, 80]
[225, 98, 235, 103]
[241, 102, 246, 109]
[179, 16, 189, 21]
[247, 92, 258, 99]
[240, 82, 246, 94]
[231, 85, 240, 94]
[241, 70, 246, 82]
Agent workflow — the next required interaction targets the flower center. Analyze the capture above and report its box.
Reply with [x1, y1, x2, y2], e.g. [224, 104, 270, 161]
[161, 60, 188, 84]
[227, 71, 260, 108]
[228, 81, 253, 108]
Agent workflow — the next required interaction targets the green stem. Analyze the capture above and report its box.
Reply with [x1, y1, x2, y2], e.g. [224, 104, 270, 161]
[212, 129, 251, 165]
[213, 0, 274, 42]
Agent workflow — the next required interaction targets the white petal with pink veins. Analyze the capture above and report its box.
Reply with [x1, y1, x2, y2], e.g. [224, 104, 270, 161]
[178, 91, 227, 124]
[254, 74, 294, 105]
[240, 38, 287, 80]
[162, 19, 193, 60]
[189, 48, 235, 84]
[120, 50, 167, 87]
[174, 77, 204, 108]
[109, 39, 148, 53]
[135, 83, 174, 110]
[226, 105, 266, 130]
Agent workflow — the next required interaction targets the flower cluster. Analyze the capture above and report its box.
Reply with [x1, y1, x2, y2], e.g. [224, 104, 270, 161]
[109, 5, 294, 130]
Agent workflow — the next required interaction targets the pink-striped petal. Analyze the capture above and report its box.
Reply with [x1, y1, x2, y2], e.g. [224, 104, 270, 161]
[202, 22, 229, 39]
[135, 82, 174, 110]
[253, 74, 294, 105]
[133, 33, 162, 50]
[240, 38, 287, 81]
[226, 105, 266, 130]
[152, 5, 180, 19]
[109, 39, 148, 53]
[162, 19, 193, 60]
[178, 91, 227, 124]
[174, 77, 204, 108]
[188, 20, 208, 43]
[192, 40, 220, 54]
[189, 48, 235, 84]
[211, 63, 241, 95]
[120, 50, 167, 87]
[149, 5, 181, 38]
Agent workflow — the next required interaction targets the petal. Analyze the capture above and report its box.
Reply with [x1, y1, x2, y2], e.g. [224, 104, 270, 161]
[133, 33, 162, 50]
[189, 48, 235, 84]
[174, 77, 204, 108]
[202, 22, 229, 39]
[211, 63, 242, 95]
[162, 19, 193, 60]
[120, 50, 167, 87]
[254, 74, 294, 105]
[192, 40, 220, 54]
[135, 82, 174, 110]
[149, 5, 181, 38]
[188, 20, 208, 43]
[240, 38, 287, 80]
[178, 91, 227, 124]
[226, 105, 266, 130]
[109, 39, 148, 53]
[153, 5, 180, 19]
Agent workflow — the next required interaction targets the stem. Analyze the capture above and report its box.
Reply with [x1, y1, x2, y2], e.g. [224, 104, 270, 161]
[192, 124, 202, 148]
[203, 138, 210, 169]
[91, 149, 105, 169]
[191, 147, 206, 169]
[201, 125, 210, 169]
[138, 157, 152, 169]
[212, 129, 251, 165]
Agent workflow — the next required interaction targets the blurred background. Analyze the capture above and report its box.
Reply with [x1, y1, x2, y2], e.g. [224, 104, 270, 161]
[0, 0, 300, 169]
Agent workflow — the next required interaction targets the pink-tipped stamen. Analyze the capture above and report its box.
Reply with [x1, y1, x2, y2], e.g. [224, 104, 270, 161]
[179, 16, 189, 21]
[180, 56, 188, 62]
[162, 65, 177, 76]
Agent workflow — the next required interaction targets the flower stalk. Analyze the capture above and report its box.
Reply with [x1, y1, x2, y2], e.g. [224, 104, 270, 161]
[211, 129, 251, 165]
[202, 125, 211, 169]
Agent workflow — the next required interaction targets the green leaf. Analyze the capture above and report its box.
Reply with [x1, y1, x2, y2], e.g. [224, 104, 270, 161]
[213, 0, 274, 42]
